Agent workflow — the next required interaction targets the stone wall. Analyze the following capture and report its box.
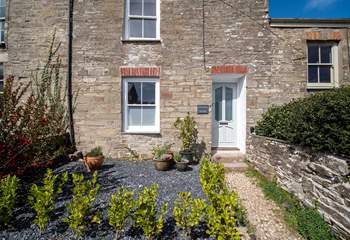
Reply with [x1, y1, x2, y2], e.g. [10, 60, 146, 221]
[247, 134, 350, 239]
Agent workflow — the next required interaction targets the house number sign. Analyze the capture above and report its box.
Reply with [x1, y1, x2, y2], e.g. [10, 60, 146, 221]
[197, 105, 210, 114]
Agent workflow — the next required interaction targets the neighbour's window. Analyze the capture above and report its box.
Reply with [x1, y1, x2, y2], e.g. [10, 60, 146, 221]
[0, 63, 4, 92]
[307, 42, 337, 88]
[124, 0, 159, 40]
[0, 0, 5, 43]
[123, 78, 160, 133]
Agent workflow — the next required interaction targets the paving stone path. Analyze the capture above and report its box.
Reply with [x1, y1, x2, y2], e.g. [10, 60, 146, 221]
[226, 172, 303, 240]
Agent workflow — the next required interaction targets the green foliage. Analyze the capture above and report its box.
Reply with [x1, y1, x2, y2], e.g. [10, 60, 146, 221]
[64, 172, 100, 236]
[108, 187, 135, 239]
[85, 146, 103, 157]
[0, 175, 19, 225]
[255, 87, 350, 157]
[173, 152, 182, 162]
[245, 165, 335, 240]
[151, 143, 172, 160]
[28, 169, 68, 233]
[174, 192, 206, 237]
[133, 184, 167, 239]
[0, 32, 76, 173]
[199, 156, 226, 203]
[174, 112, 198, 151]
[206, 192, 241, 240]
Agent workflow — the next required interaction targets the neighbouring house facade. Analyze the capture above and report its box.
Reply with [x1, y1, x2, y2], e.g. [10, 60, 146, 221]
[0, 0, 349, 158]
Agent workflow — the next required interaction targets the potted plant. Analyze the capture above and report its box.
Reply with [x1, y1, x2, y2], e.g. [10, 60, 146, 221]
[174, 152, 189, 172]
[84, 147, 104, 172]
[152, 144, 174, 171]
[174, 113, 198, 164]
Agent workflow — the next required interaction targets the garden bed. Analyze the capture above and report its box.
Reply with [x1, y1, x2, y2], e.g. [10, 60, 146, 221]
[0, 160, 209, 240]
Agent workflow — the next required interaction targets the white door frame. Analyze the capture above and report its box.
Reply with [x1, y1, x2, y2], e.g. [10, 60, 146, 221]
[211, 74, 247, 153]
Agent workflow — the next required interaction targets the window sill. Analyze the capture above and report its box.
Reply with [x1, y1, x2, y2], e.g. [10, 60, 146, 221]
[121, 38, 162, 44]
[121, 131, 161, 136]
[307, 83, 336, 90]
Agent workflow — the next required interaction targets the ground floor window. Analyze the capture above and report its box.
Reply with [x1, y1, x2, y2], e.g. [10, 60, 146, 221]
[123, 77, 160, 133]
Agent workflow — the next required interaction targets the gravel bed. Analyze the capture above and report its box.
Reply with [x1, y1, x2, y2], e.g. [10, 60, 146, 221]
[0, 160, 209, 240]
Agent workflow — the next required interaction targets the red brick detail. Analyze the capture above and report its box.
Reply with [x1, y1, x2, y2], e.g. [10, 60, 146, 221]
[211, 65, 248, 75]
[120, 67, 160, 77]
[305, 31, 342, 41]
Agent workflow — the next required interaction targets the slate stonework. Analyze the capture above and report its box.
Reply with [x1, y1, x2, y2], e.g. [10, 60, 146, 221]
[247, 134, 350, 239]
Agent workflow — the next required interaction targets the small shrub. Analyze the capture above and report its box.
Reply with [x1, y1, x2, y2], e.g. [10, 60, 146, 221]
[0, 175, 19, 225]
[206, 192, 241, 240]
[64, 172, 100, 236]
[85, 147, 103, 157]
[108, 187, 135, 239]
[28, 169, 68, 233]
[174, 192, 206, 238]
[173, 152, 182, 162]
[199, 157, 226, 203]
[133, 184, 167, 239]
[174, 113, 198, 151]
[151, 143, 172, 160]
[255, 87, 350, 157]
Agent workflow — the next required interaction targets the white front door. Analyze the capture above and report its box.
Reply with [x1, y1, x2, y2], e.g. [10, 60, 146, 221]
[212, 83, 237, 148]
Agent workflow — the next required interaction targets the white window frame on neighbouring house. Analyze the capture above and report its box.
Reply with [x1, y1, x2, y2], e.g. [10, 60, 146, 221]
[124, 0, 160, 40]
[307, 42, 338, 89]
[123, 77, 160, 133]
[0, 0, 5, 44]
[0, 63, 4, 93]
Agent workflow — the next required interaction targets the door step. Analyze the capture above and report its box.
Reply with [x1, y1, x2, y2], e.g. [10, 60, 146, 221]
[211, 150, 247, 172]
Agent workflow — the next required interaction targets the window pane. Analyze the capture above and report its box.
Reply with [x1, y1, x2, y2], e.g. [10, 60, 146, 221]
[321, 45, 332, 63]
[144, 0, 156, 16]
[308, 66, 318, 83]
[215, 87, 222, 121]
[142, 82, 155, 104]
[129, 19, 142, 38]
[130, 0, 142, 15]
[308, 45, 319, 63]
[319, 66, 331, 83]
[0, 80, 3, 92]
[144, 19, 156, 38]
[142, 106, 156, 126]
[128, 106, 142, 126]
[128, 82, 141, 104]
[225, 87, 233, 121]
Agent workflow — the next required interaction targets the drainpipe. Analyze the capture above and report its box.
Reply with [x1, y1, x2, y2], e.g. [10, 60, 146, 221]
[67, 0, 75, 146]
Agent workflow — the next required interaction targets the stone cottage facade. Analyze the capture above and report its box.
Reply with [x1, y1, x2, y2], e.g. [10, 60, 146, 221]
[0, 0, 349, 158]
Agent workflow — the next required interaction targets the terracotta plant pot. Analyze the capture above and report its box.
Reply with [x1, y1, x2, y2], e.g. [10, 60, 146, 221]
[153, 154, 174, 171]
[176, 159, 189, 172]
[84, 155, 104, 172]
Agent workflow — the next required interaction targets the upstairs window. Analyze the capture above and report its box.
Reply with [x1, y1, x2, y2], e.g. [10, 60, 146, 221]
[0, 0, 5, 44]
[307, 42, 338, 89]
[124, 0, 159, 40]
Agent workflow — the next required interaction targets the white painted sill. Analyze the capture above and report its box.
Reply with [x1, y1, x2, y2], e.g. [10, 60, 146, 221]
[307, 83, 336, 90]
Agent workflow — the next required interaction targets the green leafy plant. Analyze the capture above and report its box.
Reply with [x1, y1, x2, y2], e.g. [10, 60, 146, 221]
[255, 87, 350, 157]
[151, 143, 172, 160]
[0, 175, 19, 226]
[108, 187, 135, 239]
[206, 192, 241, 240]
[174, 113, 198, 151]
[173, 192, 206, 238]
[199, 156, 226, 203]
[28, 169, 68, 233]
[246, 165, 335, 240]
[173, 152, 182, 162]
[64, 172, 100, 236]
[133, 184, 167, 239]
[85, 146, 103, 157]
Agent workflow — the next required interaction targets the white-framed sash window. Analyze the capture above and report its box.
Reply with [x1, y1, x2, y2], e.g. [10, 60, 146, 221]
[307, 42, 338, 89]
[124, 0, 160, 40]
[0, 0, 5, 43]
[123, 77, 160, 133]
